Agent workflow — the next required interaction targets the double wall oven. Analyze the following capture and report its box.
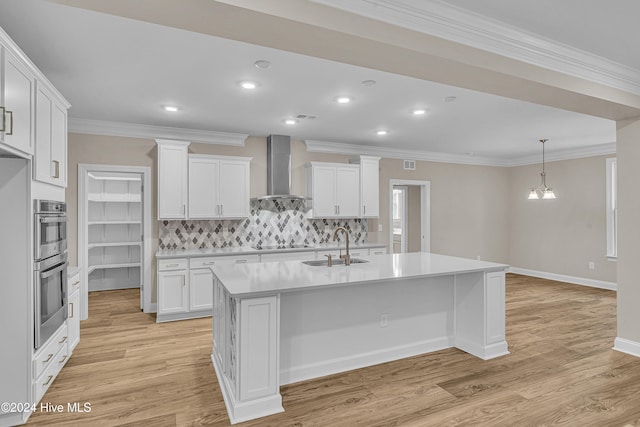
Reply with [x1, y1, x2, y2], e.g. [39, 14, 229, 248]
[34, 200, 68, 349]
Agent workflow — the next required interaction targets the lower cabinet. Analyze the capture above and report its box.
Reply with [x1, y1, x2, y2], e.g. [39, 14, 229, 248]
[67, 269, 81, 353]
[33, 324, 69, 404]
[157, 255, 259, 322]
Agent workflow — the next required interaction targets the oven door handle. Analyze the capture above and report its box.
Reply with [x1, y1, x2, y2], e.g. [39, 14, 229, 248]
[39, 216, 68, 224]
[40, 262, 68, 279]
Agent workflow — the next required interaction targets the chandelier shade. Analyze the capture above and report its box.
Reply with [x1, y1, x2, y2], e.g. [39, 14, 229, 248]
[528, 139, 556, 200]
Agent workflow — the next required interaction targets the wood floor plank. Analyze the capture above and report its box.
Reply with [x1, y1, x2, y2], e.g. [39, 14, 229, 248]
[24, 274, 640, 426]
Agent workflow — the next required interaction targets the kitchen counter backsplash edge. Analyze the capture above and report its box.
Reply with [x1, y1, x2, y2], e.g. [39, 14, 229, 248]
[158, 199, 368, 251]
[156, 242, 387, 259]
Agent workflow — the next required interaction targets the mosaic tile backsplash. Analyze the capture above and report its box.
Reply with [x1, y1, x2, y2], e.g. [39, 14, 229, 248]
[158, 199, 368, 250]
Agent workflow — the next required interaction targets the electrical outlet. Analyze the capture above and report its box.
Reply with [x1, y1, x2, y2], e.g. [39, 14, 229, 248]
[380, 314, 388, 328]
[378, 224, 383, 232]
[588, 262, 595, 270]
[476, 255, 481, 260]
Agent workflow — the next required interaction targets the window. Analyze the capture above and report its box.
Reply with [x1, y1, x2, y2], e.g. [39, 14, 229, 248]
[606, 158, 617, 259]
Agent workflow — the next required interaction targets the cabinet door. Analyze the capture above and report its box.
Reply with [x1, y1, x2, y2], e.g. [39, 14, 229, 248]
[50, 103, 67, 187]
[157, 141, 188, 219]
[312, 165, 337, 217]
[485, 272, 506, 345]
[360, 158, 379, 217]
[158, 271, 188, 314]
[189, 156, 219, 219]
[189, 268, 214, 311]
[335, 166, 360, 217]
[67, 291, 80, 352]
[2, 49, 34, 154]
[219, 159, 250, 218]
[34, 86, 52, 182]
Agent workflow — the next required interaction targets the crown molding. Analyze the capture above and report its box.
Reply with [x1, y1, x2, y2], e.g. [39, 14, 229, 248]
[311, 0, 640, 95]
[305, 139, 616, 168]
[304, 140, 511, 167]
[508, 142, 616, 166]
[68, 118, 248, 146]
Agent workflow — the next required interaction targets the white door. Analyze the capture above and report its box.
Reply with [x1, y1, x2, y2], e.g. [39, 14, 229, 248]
[312, 165, 337, 217]
[360, 158, 379, 217]
[50, 103, 67, 186]
[336, 166, 360, 217]
[157, 142, 188, 219]
[392, 186, 408, 253]
[158, 271, 188, 314]
[34, 87, 52, 182]
[189, 156, 219, 218]
[219, 160, 250, 218]
[2, 49, 34, 154]
[189, 269, 214, 311]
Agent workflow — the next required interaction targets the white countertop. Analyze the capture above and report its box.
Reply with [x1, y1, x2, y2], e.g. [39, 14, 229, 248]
[156, 242, 386, 259]
[211, 252, 508, 297]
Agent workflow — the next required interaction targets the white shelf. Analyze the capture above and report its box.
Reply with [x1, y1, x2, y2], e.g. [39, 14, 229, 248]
[88, 262, 141, 275]
[88, 220, 141, 226]
[88, 242, 141, 250]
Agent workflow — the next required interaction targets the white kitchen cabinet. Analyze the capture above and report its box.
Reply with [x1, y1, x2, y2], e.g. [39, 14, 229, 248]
[351, 156, 380, 218]
[158, 269, 189, 316]
[190, 268, 214, 311]
[157, 254, 259, 322]
[188, 154, 251, 219]
[67, 269, 81, 353]
[305, 162, 360, 218]
[157, 139, 189, 219]
[1, 45, 35, 156]
[34, 83, 68, 187]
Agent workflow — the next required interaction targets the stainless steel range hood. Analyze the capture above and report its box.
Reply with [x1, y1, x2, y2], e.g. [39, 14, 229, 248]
[256, 135, 305, 201]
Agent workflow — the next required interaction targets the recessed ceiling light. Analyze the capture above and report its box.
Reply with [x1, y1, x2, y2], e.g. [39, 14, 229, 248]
[444, 96, 457, 103]
[162, 105, 181, 112]
[412, 109, 426, 115]
[336, 96, 352, 104]
[376, 130, 389, 136]
[361, 80, 376, 87]
[284, 119, 297, 125]
[239, 81, 258, 89]
[254, 60, 271, 69]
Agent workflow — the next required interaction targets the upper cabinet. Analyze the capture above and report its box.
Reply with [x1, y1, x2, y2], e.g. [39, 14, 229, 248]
[306, 162, 360, 218]
[34, 83, 68, 187]
[156, 139, 251, 220]
[0, 45, 35, 156]
[1, 30, 70, 185]
[350, 156, 380, 218]
[188, 154, 251, 219]
[157, 140, 189, 219]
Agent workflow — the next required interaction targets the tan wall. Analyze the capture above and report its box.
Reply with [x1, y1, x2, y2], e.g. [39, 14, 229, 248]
[372, 158, 510, 263]
[407, 185, 422, 252]
[616, 118, 640, 342]
[507, 155, 616, 283]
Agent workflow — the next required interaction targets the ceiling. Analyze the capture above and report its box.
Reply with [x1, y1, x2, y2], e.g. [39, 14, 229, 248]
[0, 0, 627, 164]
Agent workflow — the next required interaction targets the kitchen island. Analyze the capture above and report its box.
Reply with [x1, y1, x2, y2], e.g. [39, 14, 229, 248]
[210, 252, 509, 424]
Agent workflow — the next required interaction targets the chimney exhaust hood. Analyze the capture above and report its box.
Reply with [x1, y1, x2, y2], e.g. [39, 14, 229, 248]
[256, 135, 305, 201]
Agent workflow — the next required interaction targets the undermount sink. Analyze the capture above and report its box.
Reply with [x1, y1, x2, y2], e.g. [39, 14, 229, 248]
[302, 258, 369, 267]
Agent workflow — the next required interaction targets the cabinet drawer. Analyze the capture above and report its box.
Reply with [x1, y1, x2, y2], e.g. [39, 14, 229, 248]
[34, 344, 69, 403]
[33, 324, 68, 379]
[368, 248, 387, 256]
[260, 252, 317, 262]
[189, 257, 218, 269]
[211, 255, 260, 265]
[158, 258, 188, 271]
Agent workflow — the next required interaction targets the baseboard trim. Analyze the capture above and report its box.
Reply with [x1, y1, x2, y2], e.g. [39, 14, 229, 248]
[509, 267, 616, 291]
[280, 336, 454, 385]
[613, 337, 640, 358]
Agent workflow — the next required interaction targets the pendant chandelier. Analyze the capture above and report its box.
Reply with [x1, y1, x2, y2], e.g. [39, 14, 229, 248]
[528, 139, 556, 200]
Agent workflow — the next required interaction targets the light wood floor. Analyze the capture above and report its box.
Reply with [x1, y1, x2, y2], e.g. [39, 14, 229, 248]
[26, 274, 640, 426]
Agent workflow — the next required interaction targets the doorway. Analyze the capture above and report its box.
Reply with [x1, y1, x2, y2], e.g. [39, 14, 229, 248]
[389, 179, 430, 253]
[78, 164, 152, 319]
